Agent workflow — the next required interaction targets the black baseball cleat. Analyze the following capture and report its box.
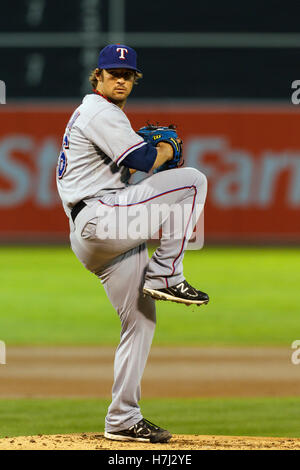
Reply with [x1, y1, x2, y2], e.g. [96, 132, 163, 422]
[104, 418, 172, 443]
[143, 280, 209, 306]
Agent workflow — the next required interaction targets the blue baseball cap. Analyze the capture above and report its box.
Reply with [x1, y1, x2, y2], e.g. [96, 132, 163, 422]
[97, 44, 141, 73]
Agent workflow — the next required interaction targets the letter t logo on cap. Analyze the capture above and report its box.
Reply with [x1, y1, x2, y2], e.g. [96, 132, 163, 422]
[116, 47, 128, 60]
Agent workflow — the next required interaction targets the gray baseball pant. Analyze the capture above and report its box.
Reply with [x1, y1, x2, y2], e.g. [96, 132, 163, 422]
[69, 167, 207, 432]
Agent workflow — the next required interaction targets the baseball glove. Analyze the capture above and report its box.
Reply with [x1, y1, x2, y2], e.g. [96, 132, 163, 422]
[137, 123, 184, 173]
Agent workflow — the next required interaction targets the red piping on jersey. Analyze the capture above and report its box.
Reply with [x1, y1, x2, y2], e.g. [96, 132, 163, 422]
[98, 185, 198, 288]
[116, 140, 146, 164]
[170, 186, 197, 281]
[93, 89, 145, 164]
[93, 89, 112, 103]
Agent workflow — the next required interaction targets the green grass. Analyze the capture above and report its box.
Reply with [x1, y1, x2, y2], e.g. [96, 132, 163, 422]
[0, 246, 299, 346]
[0, 397, 300, 439]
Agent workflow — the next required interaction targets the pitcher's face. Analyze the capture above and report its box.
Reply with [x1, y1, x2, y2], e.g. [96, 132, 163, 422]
[97, 69, 135, 104]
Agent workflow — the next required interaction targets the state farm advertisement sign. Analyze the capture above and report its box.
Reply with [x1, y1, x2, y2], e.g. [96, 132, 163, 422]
[0, 104, 300, 242]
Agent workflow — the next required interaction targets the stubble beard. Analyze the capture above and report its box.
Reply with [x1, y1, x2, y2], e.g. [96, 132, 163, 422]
[110, 95, 127, 107]
[109, 90, 130, 107]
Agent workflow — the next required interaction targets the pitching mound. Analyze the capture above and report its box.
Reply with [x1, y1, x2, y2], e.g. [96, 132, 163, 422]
[0, 433, 300, 450]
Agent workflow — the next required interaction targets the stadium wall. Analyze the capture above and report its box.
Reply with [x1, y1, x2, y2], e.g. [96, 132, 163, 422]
[0, 103, 299, 243]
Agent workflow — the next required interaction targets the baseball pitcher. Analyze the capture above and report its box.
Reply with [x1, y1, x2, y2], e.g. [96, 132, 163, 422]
[56, 44, 208, 443]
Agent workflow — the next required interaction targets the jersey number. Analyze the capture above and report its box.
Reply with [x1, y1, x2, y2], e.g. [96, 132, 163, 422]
[57, 135, 69, 179]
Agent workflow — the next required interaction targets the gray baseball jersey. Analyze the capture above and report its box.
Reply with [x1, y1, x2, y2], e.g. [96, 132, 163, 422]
[57, 93, 146, 216]
[57, 94, 207, 433]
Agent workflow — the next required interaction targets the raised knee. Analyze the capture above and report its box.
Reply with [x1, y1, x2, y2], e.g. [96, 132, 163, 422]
[181, 167, 207, 189]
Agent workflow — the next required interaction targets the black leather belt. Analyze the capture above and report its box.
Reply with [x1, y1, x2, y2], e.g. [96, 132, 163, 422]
[71, 187, 122, 222]
[71, 200, 87, 222]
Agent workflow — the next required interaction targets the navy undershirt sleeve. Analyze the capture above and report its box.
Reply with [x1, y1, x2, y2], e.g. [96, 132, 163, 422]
[121, 143, 157, 173]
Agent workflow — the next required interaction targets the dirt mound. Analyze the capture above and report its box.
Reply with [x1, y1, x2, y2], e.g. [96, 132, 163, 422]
[0, 433, 299, 450]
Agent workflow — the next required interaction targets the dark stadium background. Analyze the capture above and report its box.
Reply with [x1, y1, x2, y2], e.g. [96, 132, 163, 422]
[2, 0, 300, 101]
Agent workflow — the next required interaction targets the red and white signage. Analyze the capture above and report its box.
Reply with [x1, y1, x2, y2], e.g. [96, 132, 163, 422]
[0, 104, 299, 242]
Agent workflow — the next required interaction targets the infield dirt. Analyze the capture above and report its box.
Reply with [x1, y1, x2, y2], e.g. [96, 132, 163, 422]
[1, 346, 299, 450]
[0, 346, 298, 398]
[0, 433, 300, 450]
